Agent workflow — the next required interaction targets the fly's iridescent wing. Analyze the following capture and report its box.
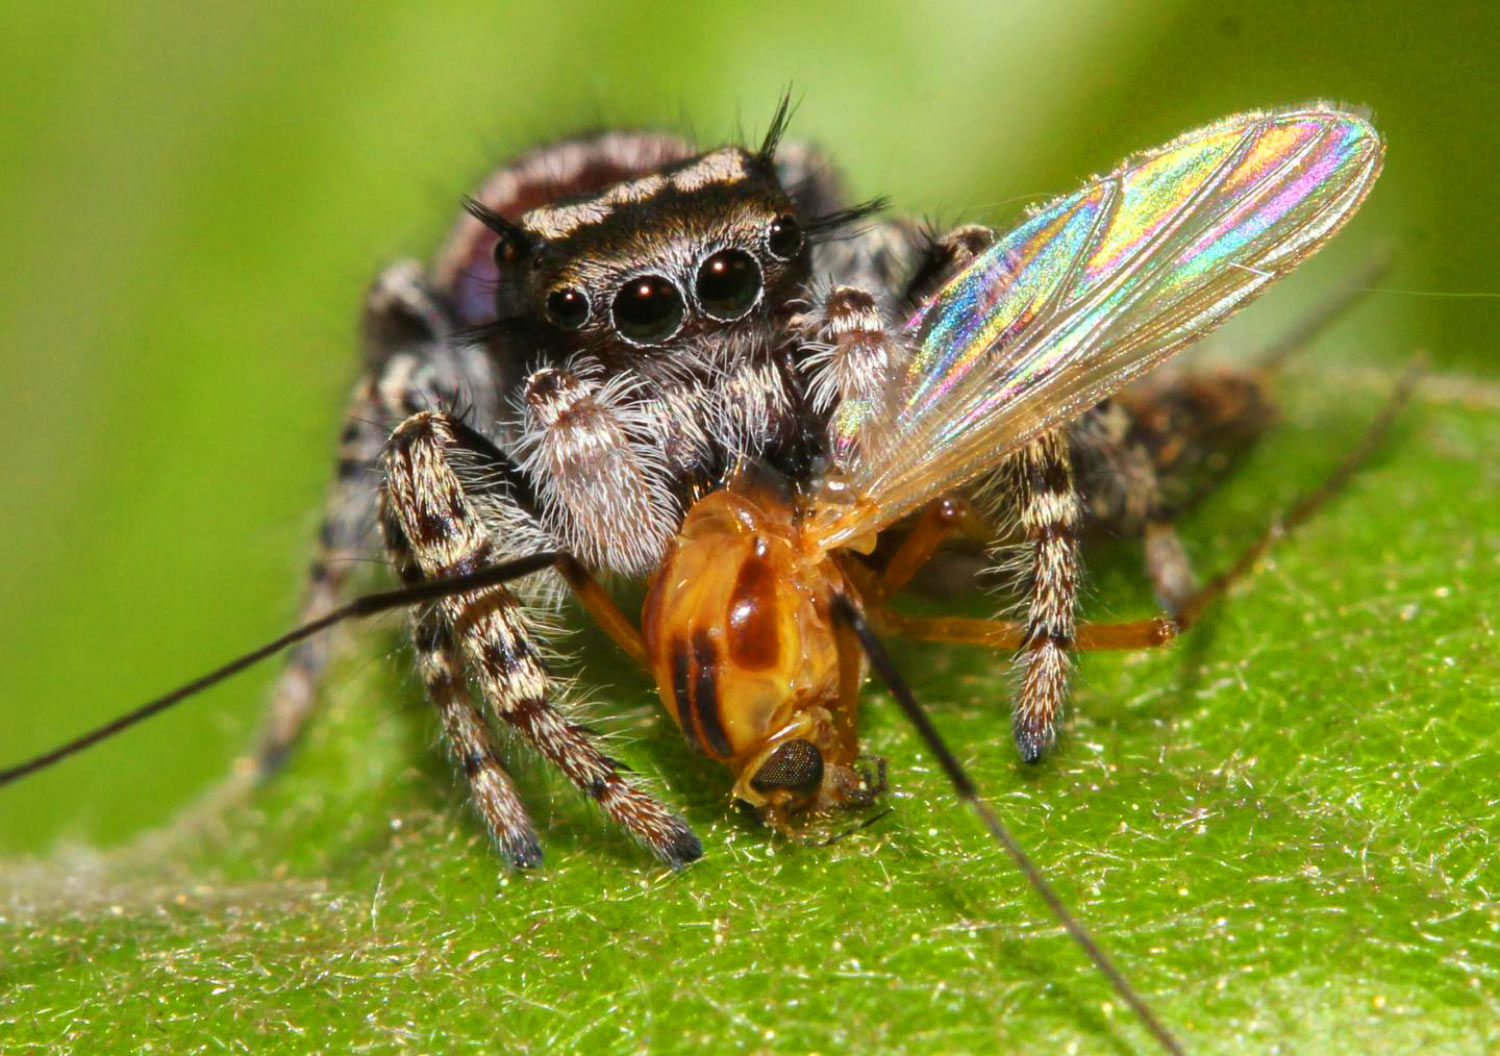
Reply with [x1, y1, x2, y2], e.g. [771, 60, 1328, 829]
[807, 105, 1383, 549]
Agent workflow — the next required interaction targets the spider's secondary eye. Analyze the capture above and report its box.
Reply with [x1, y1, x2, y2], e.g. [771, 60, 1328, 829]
[611, 275, 685, 345]
[749, 739, 824, 794]
[695, 248, 762, 321]
[545, 287, 590, 330]
[766, 215, 803, 260]
[492, 230, 528, 269]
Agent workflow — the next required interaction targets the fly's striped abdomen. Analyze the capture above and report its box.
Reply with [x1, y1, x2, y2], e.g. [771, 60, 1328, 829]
[641, 483, 858, 807]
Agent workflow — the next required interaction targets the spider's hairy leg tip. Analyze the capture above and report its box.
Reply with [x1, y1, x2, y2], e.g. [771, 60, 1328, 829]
[1013, 728, 1050, 765]
[502, 834, 545, 870]
[659, 823, 705, 869]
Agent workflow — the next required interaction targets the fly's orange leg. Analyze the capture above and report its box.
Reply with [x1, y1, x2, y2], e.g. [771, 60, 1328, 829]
[555, 554, 647, 665]
[872, 495, 992, 603]
[871, 610, 1178, 652]
[866, 360, 1419, 673]
[1171, 357, 1421, 630]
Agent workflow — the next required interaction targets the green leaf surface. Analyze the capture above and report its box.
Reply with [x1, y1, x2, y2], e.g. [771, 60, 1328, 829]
[4, 368, 1498, 1055]
[3, 3, 1499, 1054]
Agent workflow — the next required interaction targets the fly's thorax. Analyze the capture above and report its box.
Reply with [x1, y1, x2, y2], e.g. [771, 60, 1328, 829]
[641, 484, 870, 818]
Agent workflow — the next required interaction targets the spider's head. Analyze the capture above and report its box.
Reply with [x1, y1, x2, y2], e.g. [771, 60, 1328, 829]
[473, 144, 808, 369]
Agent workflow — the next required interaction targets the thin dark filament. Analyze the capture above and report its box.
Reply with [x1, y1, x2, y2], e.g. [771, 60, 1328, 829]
[1257, 249, 1392, 371]
[1176, 357, 1422, 629]
[815, 807, 892, 847]
[0, 552, 561, 788]
[805, 197, 889, 237]
[831, 594, 1185, 1056]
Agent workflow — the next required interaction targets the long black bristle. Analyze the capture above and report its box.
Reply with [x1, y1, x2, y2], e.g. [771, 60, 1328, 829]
[757, 89, 797, 166]
[805, 197, 890, 239]
[461, 195, 533, 249]
[829, 594, 1185, 1056]
[0, 552, 563, 788]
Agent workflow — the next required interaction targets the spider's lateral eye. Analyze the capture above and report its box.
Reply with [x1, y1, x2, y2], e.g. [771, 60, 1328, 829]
[492, 230, 528, 269]
[611, 274, 685, 345]
[749, 738, 824, 794]
[546, 287, 590, 330]
[695, 248, 762, 321]
[767, 215, 803, 260]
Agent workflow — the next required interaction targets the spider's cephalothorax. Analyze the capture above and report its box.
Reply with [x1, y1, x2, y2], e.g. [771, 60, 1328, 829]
[255, 106, 1383, 868]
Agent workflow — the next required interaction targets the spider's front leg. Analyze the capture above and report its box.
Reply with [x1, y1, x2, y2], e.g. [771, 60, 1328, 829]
[257, 262, 503, 774]
[381, 410, 701, 868]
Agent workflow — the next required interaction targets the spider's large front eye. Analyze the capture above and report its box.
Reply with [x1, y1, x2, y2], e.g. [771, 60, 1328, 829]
[545, 287, 590, 330]
[611, 275, 685, 345]
[695, 248, 762, 321]
[766, 214, 803, 260]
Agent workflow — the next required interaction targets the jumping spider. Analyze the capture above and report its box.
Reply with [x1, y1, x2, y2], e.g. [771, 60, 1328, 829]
[240, 103, 1386, 872]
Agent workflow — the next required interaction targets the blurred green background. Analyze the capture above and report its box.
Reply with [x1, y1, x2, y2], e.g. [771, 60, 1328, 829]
[2, 2, 1498, 1053]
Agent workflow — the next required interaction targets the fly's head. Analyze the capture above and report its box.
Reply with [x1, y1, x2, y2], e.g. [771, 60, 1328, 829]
[737, 716, 887, 831]
[468, 145, 809, 372]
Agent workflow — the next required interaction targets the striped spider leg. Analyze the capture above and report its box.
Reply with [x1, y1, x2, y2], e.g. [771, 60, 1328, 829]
[380, 409, 700, 868]
[257, 260, 505, 773]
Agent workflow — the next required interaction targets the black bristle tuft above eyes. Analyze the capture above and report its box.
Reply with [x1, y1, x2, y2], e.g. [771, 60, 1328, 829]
[461, 196, 534, 257]
[756, 89, 798, 167]
[804, 197, 890, 240]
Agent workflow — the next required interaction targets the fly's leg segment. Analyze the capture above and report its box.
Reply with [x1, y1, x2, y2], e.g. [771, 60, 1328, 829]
[871, 610, 1177, 653]
[382, 410, 701, 867]
[553, 554, 648, 665]
[862, 495, 992, 604]
[873, 364, 1418, 690]
[1090, 254, 1388, 614]
[849, 494, 1172, 653]
[1169, 359, 1421, 629]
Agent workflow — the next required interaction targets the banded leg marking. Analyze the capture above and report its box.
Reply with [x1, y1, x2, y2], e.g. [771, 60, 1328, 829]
[381, 494, 541, 867]
[256, 375, 387, 773]
[383, 411, 701, 867]
[1001, 431, 1082, 763]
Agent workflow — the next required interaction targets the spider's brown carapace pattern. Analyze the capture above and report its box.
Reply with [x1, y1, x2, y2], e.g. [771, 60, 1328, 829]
[3, 98, 1403, 1055]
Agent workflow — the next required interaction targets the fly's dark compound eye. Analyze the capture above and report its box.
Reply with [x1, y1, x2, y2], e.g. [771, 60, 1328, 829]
[612, 275, 685, 345]
[766, 215, 803, 260]
[545, 287, 590, 330]
[695, 248, 762, 320]
[749, 738, 824, 794]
